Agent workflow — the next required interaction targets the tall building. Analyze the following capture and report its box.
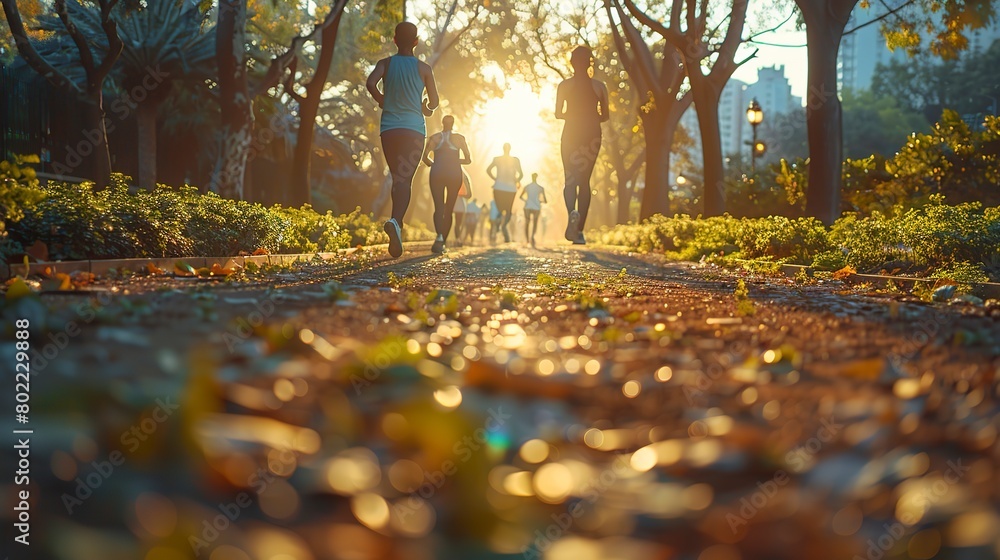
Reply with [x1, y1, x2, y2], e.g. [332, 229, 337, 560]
[680, 64, 802, 175]
[743, 65, 801, 117]
[838, 6, 1000, 92]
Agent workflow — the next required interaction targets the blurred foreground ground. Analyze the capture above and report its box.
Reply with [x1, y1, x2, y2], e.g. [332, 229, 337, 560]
[5, 245, 1000, 560]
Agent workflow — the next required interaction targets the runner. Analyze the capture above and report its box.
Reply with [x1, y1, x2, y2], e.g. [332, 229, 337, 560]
[519, 173, 547, 247]
[488, 198, 502, 245]
[555, 46, 609, 245]
[464, 198, 480, 245]
[422, 115, 472, 253]
[486, 143, 523, 243]
[452, 171, 473, 246]
[366, 22, 440, 258]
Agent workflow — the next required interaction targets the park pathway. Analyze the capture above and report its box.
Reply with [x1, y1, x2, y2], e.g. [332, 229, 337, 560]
[21, 245, 1000, 560]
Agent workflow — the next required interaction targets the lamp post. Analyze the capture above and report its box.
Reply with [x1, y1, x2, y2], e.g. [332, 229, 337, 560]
[746, 98, 763, 180]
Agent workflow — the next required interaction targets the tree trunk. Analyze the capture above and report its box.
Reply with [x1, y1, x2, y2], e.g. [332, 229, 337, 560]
[617, 176, 634, 224]
[136, 100, 158, 189]
[213, 0, 252, 199]
[639, 113, 673, 220]
[800, 0, 856, 224]
[84, 90, 112, 188]
[289, 9, 344, 206]
[290, 99, 320, 206]
[693, 87, 725, 217]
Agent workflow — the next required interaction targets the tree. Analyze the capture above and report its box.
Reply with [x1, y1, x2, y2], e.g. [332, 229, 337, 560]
[795, 0, 996, 224]
[282, 0, 351, 206]
[2, 0, 123, 186]
[621, 0, 752, 217]
[213, 0, 352, 200]
[606, 0, 693, 219]
[118, 0, 214, 190]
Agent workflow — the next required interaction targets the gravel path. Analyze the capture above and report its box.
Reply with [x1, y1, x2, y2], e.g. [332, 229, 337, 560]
[14, 244, 1000, 560]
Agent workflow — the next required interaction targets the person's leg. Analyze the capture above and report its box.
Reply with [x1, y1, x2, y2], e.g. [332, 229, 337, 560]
[441, 170, 462, 241]
[498, 192, 514, 242]
[523, 210, 531, 241]
[561, 132, 583, 240]
[453, 212, 464, 242]
[577, 133, 601, 227]
[528, 210, 539, 241]
[382, 129, 424, 226]
[429, 168, 446, 236]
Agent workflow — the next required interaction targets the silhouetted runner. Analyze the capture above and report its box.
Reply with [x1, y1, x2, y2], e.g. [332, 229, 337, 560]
[452, 171, 473, 245]
[486, 143, 523, 243]
[422, 115, 472, 254]
[555, 46, 609, 245]
[520, 173, 547, 247]
[366, 22, 440, 258]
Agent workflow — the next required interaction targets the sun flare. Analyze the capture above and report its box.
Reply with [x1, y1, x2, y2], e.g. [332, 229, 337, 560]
[469, 82, 555, 176]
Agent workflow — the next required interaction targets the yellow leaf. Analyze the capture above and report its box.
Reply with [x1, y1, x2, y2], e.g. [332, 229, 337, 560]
[147, 262, 166, 275]
[5, 278, 35, 300]
[57, 273, 72, 291]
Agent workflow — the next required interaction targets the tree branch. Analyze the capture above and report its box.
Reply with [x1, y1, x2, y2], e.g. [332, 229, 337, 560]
[54, 0, 97, 81]
[250, 0, 349, 98]
[0, 0, 81, 93]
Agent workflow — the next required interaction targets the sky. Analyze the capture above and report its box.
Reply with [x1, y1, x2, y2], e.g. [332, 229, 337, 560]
[732, 27, 810, 100]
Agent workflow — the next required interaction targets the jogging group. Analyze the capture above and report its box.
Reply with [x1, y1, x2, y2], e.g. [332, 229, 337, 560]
[366, 22, 609, 258]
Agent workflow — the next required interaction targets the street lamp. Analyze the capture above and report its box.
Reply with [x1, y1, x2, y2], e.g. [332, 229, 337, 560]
[746, 98, 764, 179]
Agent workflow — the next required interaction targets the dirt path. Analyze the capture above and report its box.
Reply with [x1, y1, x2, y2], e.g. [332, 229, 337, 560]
[14, 245, 1000, 560]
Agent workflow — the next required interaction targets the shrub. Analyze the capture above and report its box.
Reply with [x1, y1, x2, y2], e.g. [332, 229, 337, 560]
[5, 177, 432, 261]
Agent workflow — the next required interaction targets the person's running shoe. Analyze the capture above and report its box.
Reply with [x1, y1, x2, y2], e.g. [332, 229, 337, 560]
[384, 218, 403, 258]
[565, 210, 580, 241]
[431, 235, 445, 254]
[573, 231, 586, 245]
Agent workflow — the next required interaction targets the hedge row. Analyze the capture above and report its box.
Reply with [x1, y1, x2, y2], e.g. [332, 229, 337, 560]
[1, 173, 432, 261]
[596, 196, 1000, 283]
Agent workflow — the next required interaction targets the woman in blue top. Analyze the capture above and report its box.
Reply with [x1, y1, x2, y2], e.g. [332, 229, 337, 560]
[366, 22, 440, 258]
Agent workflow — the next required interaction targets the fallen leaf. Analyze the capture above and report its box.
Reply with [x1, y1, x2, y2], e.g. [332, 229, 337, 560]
[832, 266, 857, 280]
[174, 261, 197, 277]
[147, 262, 166, 275]
[252, 248, 270, 256]
[5, 277, 36, 300]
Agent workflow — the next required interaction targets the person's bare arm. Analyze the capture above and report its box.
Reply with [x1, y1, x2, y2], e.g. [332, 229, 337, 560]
[520, 189, 528, 201]
[457, 135, 472, 165]
[420, 61, 440, 117]
[486, 158, 497, 180]
[597, 80, 610, 123]
[541, 189, 548, 204]
[366, 58, 387, 107]
[421, 135, 436, 167]
[555, 81, 567, 120]
[514, 158, 524, 184]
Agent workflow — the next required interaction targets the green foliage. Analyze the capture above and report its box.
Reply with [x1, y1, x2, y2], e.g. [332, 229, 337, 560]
[811, 250, 847, 271]
[4, 178, 433, 261]
[930, 262, 990, 284]
[600, 198, 1000, 281]
[733, 279, 755, 316]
